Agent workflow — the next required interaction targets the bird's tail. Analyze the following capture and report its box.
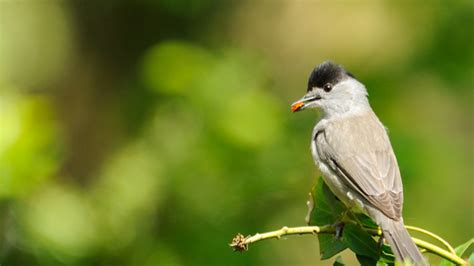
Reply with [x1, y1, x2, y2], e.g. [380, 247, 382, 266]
[379, 218, 428, 265]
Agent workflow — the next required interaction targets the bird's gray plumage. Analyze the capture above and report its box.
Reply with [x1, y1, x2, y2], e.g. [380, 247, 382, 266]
[293, 61, 427, 265]
[313, 111, 403, 220]
[312, 111, 427, 265]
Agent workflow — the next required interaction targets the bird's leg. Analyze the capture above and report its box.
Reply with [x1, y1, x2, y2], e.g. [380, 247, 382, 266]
[377, 234, 387, 257]
[334, 209, 350, 238]
[377, 234, 385, 249]
[334, 220, 345, 238]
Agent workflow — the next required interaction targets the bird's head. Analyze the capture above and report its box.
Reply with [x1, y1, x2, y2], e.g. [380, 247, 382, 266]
[291, 61, 369, 117]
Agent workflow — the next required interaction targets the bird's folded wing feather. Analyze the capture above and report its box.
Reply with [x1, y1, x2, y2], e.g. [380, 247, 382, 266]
[315, 112, 403, 220]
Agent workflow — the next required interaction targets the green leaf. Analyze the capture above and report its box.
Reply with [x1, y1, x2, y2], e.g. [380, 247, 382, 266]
[309, 177, 349, 260]
[454, 238, 473, 257]
[309, 177, 384, 261]
[333, 255, 345, 266]
[356, 254, 378, 266]
[309, 177, 346, 226]
[319, 234, 348, 260]
[376, 260, 392, 266]
[439, 238, 473, 266]
[343, 223, 379, 259]
[354, 213, 379, 229]
[468, 253, 473, 265]
[379, 244, 395, 264]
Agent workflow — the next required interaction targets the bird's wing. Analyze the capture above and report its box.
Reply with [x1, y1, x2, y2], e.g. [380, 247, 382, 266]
[315, 112, 403, 220]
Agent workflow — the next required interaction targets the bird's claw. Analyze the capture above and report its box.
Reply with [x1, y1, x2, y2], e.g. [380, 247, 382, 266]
[334, 221, 345, 238]
[377, 234, 385, 249]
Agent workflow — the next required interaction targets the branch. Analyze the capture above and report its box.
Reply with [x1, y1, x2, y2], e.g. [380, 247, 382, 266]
[230, 225, 334, 251]
[230, 225, 467, 265]
[406, 225, 456, 254]
[412, 237, 466, 265]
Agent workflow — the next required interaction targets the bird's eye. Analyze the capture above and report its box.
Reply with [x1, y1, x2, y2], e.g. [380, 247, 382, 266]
[323, 83, 333, 92]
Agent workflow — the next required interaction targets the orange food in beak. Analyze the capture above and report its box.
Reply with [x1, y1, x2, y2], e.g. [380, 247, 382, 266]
[291, 101, 305, 112]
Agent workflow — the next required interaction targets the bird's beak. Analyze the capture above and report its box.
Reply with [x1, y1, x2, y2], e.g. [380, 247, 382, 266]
[291, 101, 306, 112]
[291, 95, 320, 112]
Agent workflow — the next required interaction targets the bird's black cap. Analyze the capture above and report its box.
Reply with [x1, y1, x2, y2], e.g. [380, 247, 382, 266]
[307, 61, 354, 92]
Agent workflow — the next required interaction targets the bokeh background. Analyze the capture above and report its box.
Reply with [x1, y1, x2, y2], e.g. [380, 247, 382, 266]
[0, 1, 472, 265]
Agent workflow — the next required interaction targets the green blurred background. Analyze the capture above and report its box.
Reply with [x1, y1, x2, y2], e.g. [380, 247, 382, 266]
[0, 1, 472, 265]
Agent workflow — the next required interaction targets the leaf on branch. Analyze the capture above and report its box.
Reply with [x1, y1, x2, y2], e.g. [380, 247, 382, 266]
[343, 223, 380, 259]
[453, 238, 473, 257]
[439, 238, 473, 266]
[354, 212, 379, 229]
[356, 254, 378, 266]
[308, 177, 345, 226]
[308, 177, 349, 259]
[378, 244, 396, 264]
[306, 177, 411, 263]
[319, 234, 348, 259]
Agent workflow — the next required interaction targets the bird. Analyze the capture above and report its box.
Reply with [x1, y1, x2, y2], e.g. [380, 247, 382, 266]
[291, 61, 427, 265]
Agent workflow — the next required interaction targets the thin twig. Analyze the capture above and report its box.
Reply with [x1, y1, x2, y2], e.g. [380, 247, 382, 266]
[230, 225, 467, 265]
[405, 225, 456, 255]
[412, 237, 466, 265]
[230, 225, 334, 251]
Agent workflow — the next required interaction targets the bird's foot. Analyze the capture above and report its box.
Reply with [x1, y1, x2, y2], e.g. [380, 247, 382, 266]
[377, 234, 385, 248]
[377, 234, 388, 258]
[334, 221, 345, 239]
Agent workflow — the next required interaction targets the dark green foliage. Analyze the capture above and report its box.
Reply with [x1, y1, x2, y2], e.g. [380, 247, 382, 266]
[309, 177, 389, 265]
[354, 213, 379, 230]
[378, 244, 396, 264]
[343, 223, 379, 259]
[309, 177, 472, 265]
[308, 177, 345, 226]
[355, 254, 378, 266]
[319, 234, 347, 260]
[308, 177, 348, 259]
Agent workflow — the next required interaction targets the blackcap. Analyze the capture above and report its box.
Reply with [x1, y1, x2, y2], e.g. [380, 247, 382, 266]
[292, 61, 427, 265]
